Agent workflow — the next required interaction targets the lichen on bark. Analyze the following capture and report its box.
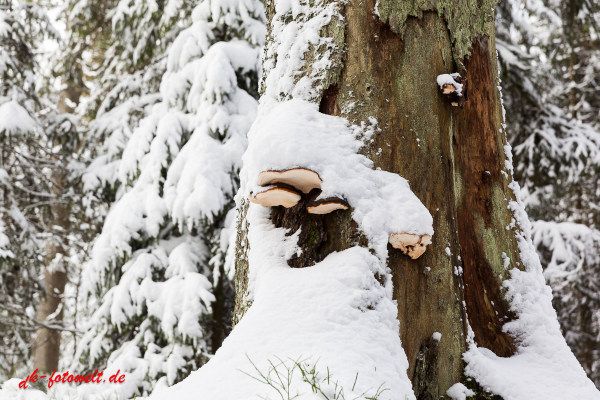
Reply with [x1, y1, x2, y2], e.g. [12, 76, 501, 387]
[232, 199, 251, 328]
[259, 0, 346, 102]
[305, 13, 346, 97]
[375, 0, 497, 64]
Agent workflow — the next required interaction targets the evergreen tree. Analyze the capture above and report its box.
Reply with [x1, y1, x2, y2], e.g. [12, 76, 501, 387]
[0, 0, 81, 378]
[73, 0, 265, 396]
[54, 0, 197, 372]
[64, 0, 198, 122]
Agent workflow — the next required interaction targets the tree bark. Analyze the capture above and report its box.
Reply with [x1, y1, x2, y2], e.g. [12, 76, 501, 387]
[234, 1, 523, 397]
[32, 171, 69, 373]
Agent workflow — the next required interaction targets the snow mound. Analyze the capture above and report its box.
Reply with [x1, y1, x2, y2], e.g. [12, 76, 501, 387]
[0, 379, 47, 400]
[446, 383, 475, 400]
[463, 228, 600, 399]
[147, 206, 415, 400]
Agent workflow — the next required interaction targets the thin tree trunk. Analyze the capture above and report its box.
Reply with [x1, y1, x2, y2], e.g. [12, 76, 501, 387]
[33, 86, 80, 373]
[32, 171, 69, 373]
[234, 1, 523, 397]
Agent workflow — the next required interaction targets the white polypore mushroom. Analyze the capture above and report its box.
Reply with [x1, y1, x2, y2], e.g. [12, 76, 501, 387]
[389, 233, 419, 251]
[442, 84, 456, 94]
[389, 233, 432, 259]
[436, 73, 464, 107]
[436, 73, 463, 95]
[307, 198, 349, 214]
[410, 234, 431, 259]
[248, 186, 301, 208]
[258, 168, 322, 194]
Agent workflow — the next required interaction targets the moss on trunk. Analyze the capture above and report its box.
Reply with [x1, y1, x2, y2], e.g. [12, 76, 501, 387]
[375, 0, 497, 64]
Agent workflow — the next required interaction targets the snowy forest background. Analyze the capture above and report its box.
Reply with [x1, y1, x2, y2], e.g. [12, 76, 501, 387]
[1, 0, 600, 397]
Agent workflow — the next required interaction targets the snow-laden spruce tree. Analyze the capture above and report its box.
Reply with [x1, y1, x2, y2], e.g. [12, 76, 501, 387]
[63, 0, 199, 121]
[47, 0, 202, 378]
[0, 0, 82, 378]
[496, 0, 600, 386]
[72, 0, 265, 396]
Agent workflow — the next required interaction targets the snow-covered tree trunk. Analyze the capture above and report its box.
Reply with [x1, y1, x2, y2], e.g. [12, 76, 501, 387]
[229, 0, 597, 398]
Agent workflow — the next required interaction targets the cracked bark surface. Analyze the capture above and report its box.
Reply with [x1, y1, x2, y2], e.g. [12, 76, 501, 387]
[332, 8, 468, 393]
[330, 4, 522, 395]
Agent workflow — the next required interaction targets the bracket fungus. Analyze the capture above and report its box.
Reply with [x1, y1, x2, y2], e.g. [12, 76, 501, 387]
[248, 186, 301, 208]
[307, 198, 349, 214]
[436, 73, 465, 108]
[258, 168, 322, 193]
[389, 233, 432, 259]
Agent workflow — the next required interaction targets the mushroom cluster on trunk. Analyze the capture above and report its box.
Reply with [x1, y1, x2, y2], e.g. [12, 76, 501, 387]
[250, 168, 432, 259]
[250, 168, 348, 215]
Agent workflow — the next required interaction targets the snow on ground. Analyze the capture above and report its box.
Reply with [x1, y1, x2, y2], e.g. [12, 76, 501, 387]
[0, 380, 47, 400]
[147, 206, 415, 400]
[0, 373, 135, 400]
